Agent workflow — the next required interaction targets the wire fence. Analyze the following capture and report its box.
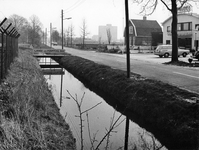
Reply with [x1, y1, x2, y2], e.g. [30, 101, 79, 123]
[0, 18, 20, 83]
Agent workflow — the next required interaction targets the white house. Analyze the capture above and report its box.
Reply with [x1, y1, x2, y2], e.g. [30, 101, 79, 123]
[162, 13, 199, 50]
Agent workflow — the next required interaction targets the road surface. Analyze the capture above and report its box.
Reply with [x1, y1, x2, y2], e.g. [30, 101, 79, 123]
[54, 46, 199, 93]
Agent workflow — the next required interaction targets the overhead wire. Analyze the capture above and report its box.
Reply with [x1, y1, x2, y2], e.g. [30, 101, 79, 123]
[63, 0, 87, 14]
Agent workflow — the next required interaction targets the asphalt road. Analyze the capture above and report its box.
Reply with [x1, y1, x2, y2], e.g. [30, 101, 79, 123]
[54, 46, 199, 93]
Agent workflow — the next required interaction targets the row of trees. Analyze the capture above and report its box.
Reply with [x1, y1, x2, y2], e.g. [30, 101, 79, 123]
[5, 14, 90, 48]
[51, 19, 89, 49]
[6, 14, 43, 47]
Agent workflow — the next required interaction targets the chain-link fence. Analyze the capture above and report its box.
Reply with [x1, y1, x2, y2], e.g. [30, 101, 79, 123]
[0, 18, 20, 83]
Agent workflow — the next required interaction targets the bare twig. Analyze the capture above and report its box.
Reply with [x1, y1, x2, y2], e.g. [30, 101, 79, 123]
[95, 114, 123, 150]
[86, 112, 95, 150]
[81, 102, 102, 115]
[67, 90, 102, 150]
[67, 90, 85, 150]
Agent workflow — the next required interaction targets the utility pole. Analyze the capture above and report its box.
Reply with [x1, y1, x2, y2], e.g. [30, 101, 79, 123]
[45, 28, 47, 45]
[124, 0, 130, 149]
[61, 9, 64, 49]
[50, 23, 52, 47]
[61, 9, 72, 50]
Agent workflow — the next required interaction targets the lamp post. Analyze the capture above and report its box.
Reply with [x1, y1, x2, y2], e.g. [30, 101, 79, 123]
[61, 9, 71, 49]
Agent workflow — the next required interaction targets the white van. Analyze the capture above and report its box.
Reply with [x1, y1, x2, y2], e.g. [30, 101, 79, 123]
[154, 45, 189, 58]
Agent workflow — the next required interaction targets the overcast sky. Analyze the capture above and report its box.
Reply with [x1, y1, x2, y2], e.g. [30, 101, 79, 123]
[0, 0, 198, 39]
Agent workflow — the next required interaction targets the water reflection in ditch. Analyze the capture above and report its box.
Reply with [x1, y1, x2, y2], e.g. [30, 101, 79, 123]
[42, 58, 166, 150]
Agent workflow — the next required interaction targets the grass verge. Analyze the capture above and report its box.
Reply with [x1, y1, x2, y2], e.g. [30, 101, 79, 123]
[54, 54, 199, 150]
[0, 49, 76, 150]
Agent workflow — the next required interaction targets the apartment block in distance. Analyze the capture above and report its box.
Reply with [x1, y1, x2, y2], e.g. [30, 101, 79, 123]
[98, 24, 117, 44]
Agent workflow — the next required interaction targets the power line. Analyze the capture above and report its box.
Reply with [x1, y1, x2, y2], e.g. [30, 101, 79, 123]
[63, 0, 87, 14]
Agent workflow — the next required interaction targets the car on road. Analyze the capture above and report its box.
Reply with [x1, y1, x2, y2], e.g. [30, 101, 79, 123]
[52, 42, 58, 46]
[154, 45, 190, 58]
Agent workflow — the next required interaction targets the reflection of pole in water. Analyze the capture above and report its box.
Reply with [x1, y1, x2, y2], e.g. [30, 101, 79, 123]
[60, 68, 64, 107]
[49, 58, 52, 79]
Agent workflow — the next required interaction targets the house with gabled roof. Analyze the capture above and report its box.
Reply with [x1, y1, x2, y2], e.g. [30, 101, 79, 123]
[162, 13, 199, 50]
[124, 17, 162, 49]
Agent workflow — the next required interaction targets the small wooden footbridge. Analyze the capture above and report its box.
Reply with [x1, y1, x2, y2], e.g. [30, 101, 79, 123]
[33, 49, 66, 75]
[33, 48, 67, 58]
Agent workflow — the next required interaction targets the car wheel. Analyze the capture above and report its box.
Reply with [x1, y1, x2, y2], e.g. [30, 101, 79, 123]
[159, 55, 163, 58]
[182, 53, 187, 57]
[164, 53, 169, 58]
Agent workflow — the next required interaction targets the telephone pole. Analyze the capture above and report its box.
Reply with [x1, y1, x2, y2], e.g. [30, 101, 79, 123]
[61, 9, 71, 49]
[61, 9, 64, 49]
[124, 0, 130, 149]
[50, 23, 52, 47]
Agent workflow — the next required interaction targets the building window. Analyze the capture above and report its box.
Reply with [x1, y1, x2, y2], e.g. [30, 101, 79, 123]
[166, 40, 170, 44]
[195, 24, 199, 30]
[167, 26, 171, 32]
[189, 22, 192, 30]
[183, 23, 189, 30]
[177, 23, 182, 31]
[177, 22, 192, 31]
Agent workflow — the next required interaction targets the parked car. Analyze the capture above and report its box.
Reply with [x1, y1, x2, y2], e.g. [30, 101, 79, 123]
[193, 51, 199, 60]
[52, 42, 58, 46]
[154, 45, 189, 58]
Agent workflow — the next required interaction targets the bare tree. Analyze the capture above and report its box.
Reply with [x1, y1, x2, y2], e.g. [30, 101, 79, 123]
[8, 14, 28, 31]
[69, 23, 75, 47]
[132, 0, 198, 62]
[64, 27, 70, 47]
[28, 15, 43, 46]
[99, 36, 102, 45]
[80, 19, 89, 49]
[51, 30, 60, 43]
[8, 14, 29, 43]
[106, 28, 112, 45]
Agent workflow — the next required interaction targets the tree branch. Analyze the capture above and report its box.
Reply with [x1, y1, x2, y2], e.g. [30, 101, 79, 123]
[81, 102, 102, 115]
[160, 0, 172, 11]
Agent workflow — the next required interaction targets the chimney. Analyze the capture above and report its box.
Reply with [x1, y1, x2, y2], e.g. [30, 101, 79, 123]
[143, 16, 147, 20]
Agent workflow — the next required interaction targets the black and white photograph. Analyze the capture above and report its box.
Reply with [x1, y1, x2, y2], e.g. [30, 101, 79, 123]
[0, 0, 199, 149]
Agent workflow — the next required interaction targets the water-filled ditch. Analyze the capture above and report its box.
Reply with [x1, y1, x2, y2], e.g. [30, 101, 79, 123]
[41, 58, 167, 150]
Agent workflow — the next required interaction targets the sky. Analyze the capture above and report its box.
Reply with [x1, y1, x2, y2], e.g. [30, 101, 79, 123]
[0, 0, 198, 40]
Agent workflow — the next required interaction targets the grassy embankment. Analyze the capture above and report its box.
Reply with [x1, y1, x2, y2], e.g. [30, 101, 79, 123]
[0, 49, 76, 149]
[54, 53, 199, 150]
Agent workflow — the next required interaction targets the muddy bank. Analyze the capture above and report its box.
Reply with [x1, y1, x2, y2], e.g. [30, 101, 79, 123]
[54, 53, 199, 150]
[0, 49, 76, 150]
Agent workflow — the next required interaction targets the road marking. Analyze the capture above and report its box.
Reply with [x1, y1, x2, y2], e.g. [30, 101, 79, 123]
[173, 72, 199, 79]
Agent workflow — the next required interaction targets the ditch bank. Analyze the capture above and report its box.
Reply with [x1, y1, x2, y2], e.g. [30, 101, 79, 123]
[0, 49, 76, 150]
[54, 53, 199, 150]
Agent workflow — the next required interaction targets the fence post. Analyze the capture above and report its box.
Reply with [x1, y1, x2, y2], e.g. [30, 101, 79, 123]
[1, 33, 4, 80]
[0, 18, 20, 83]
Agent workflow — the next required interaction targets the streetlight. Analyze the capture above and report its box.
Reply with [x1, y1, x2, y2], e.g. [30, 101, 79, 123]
[61, 9, 72, 49]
